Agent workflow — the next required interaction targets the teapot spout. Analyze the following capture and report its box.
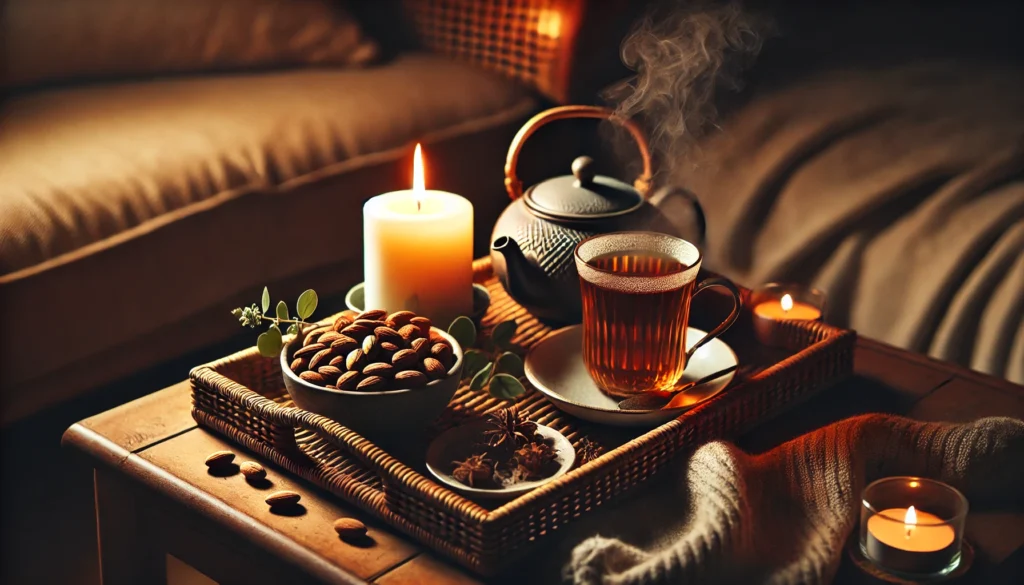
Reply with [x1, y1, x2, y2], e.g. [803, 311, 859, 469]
[492, 236, 549, 305]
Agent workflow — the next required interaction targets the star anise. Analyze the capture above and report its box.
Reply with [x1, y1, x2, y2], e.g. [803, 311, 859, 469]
[451, 453, 494, 488]
[576, 438, 603, 465]
[483, 405, 538, 452]
[513, 441, 557, 479]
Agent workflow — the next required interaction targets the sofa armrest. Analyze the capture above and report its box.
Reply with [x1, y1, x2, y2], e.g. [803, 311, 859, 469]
[399, 0, 588, 103]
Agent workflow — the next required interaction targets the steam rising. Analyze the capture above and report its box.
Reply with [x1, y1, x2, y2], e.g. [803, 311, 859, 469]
[606, 1, 770, 174]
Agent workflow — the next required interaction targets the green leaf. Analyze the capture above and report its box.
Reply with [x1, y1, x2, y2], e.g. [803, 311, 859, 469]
[257, 326, 283, 357]
[261, 286, 271, 313]
[489, 374, 526, 399]
[286, 323, 299, 335]
[296, 289, 318, 320]
[495, 352, 524, 377]
[447, 316, 476, 349]
[492, 320, 518, 350]
[276, 300, 289, 321]
[469, 362, 493, 390]
[231, 308, 243, 317]
[461, 349, 491, 380]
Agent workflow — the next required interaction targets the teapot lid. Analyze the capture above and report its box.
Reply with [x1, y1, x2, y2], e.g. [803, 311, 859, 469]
[525, 156, 644, 220]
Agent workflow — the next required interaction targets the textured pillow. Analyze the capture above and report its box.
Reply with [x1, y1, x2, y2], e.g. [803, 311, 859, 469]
[2, 0, 379, 88]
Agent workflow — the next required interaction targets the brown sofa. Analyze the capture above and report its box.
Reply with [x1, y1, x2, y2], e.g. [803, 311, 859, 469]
[0, 0, 630, 423]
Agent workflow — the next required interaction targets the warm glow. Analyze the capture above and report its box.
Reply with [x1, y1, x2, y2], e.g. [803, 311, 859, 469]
[537, 9, 562, 38]
[413, 143, 425, 210]
[909, 480, 920, 488]
[905, 505, 917, 538]
[780, 294, 794, 312]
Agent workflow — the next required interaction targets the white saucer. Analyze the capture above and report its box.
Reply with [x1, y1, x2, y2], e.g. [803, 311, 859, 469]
[425, 421, 575, 500]
[524, 325, 738, 427]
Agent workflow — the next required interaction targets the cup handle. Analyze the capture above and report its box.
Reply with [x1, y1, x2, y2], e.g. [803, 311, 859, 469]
[685, 277, 742, 361]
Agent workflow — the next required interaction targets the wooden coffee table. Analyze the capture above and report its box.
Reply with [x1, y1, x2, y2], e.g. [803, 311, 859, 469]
[63, 338, 1024, 584]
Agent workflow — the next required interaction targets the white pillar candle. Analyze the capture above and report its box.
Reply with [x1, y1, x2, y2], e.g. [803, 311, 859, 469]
[363, 144, 473, 326]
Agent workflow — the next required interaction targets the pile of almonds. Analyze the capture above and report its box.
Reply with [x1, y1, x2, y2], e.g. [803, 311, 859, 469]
[289, 309, 456, 392]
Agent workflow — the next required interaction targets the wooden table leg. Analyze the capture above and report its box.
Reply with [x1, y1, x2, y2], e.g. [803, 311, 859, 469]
[95, 469, 167, 585]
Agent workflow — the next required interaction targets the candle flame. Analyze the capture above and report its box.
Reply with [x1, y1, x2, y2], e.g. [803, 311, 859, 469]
[904, 505, 917, 538]
[781, 294, 794, 313]
[413, 143, 425, 211]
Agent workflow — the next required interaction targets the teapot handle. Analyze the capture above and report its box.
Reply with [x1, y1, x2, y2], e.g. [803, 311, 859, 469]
[504, 105, 653, 201]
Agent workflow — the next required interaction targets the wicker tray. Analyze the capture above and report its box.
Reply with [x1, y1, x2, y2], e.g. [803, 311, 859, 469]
[190, 258, 855, 575]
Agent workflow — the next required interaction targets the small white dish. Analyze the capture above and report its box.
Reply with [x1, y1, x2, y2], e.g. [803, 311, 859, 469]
[425, 421, 575, 500]
[524, 325, 738, 427]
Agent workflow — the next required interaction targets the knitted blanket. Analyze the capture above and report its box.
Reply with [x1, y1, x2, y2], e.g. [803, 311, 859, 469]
[568, 415, 1024, 584]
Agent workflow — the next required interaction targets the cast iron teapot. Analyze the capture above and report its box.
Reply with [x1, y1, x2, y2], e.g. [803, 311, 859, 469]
[491, 105, 706, 324]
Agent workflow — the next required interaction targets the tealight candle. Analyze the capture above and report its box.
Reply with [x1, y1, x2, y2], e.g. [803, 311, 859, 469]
[860, 477, 967, 578]
[363, 144, 473, 326]
[749, 283, 826, 347]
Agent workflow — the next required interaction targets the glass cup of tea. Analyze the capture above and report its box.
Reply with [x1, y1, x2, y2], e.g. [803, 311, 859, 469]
[574, 231, 742, 397]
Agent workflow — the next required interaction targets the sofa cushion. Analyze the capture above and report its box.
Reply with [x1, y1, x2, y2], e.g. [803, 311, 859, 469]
[2, 0, 379, 89]
[0, 53, 537, 422]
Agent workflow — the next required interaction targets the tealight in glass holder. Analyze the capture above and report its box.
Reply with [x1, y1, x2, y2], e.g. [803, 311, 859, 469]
[859, 477, 968, 579]
[749, 283, 827, 348]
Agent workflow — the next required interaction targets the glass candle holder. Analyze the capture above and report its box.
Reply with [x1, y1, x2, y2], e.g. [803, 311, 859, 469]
[749, 283, 826, 347]
[859, 477, 968, 579]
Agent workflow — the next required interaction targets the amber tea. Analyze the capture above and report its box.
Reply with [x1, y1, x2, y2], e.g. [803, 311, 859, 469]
[574, 232, 741, 397]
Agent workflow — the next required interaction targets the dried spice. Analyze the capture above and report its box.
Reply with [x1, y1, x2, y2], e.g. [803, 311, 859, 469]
[451, 454, 495, 488]
[576, 438, 603, 465]
[513, 442, 558, 479]
[483, 406, 538, 453]
[449, 408, 563, 490]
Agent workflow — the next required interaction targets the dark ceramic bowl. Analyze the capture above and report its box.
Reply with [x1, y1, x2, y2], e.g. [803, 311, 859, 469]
[281, 327, 463, 438]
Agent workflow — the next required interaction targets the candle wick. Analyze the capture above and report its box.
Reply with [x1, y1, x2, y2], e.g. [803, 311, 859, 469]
[417, 199, 421, 212]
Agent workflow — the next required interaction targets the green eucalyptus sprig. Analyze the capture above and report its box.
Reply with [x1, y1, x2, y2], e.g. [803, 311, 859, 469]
[231, 287, 319, 357]
[447, 316, 526, 400]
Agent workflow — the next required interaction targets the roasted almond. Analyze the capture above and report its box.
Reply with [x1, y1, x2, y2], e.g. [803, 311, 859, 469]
[428, 330, 447, 344]
[265, 491, 300, 507]
[339, 309, 360, 321]
[361, 335, 379, 359]
[318, 365, 343, 380]
[346, 349, 367, 371]
[355, 319, 388, 329]
[337, 370, 362, 390]
[422, 357, 447, 379]
[332, 314, 353, 333]
[385, 311, 417, 329]
[411, 337, 431, 358]
[303, 327, 330, 346]
[308, 348, 333, 371]
[205, 451, 235, 468]
[410, 316, 432, 338]
[430, 342, 453, 365]
[379, 341, 401, 353]
[290, 357, 309, 373]
[317, 331, 343, 346]
[300, 370, 327, 385]
[333, 517, 368, 541]
[294, 342, 326, 359]
[330, 335, 359, 355]
[394, 369, 428, 388]
[329, 355, 345, 367]
[374, 326, 403, 346]
[356, 309, 387, 321]
[341, 323, 372, 339]
[356, 375, 386, 392]
[363, 362, 395, 378]
[398, 324, 422, 342]
[391, 348, 418, 369]
[239, 461, 266, 480]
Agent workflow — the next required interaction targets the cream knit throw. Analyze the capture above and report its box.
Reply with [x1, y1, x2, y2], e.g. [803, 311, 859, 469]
[569, 415, 1024, 584]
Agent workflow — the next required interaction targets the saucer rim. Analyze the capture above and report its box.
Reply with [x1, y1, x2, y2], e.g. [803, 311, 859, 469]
[524, 325, 738, 416]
